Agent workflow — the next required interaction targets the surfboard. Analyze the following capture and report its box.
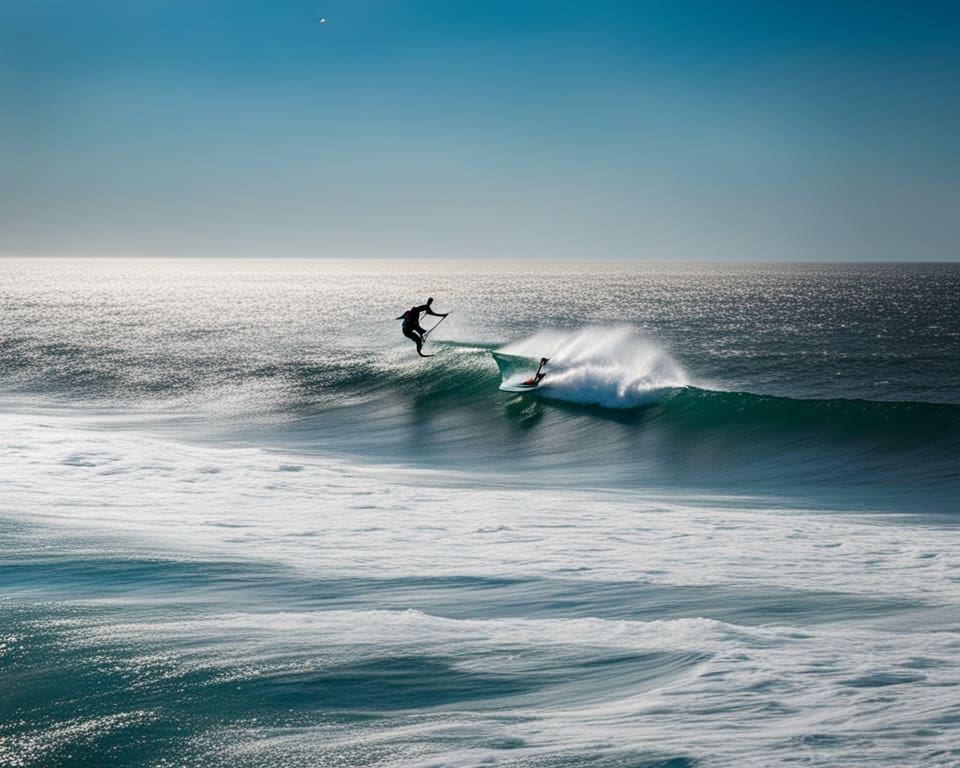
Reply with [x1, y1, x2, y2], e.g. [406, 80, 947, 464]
[499, 382, 541, 393]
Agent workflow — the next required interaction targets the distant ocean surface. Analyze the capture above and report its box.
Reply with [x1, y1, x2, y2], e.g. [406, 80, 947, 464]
[2, 258, 959, 767]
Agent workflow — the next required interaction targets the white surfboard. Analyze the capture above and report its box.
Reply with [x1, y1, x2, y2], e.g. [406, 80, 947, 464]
[499, 382, 542, 393]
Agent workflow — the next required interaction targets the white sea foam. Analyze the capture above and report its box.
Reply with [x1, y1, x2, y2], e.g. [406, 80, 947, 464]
[3, 411, 960, 767]
[1, 411, 957, 600]
[497, 326, 688, 407]
[48, 606, 960, 768]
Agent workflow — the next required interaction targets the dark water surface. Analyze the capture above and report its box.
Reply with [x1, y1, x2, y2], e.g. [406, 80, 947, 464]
[1, 259, 959, 767]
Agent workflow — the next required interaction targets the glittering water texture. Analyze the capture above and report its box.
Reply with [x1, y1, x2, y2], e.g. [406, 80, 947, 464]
[1, 259, 959, 767]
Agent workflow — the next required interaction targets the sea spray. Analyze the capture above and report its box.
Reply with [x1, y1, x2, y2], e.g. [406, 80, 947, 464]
[496, 327, 689, 408]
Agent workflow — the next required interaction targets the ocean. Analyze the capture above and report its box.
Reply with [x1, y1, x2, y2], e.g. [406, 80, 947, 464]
[1, 258, 959, 767]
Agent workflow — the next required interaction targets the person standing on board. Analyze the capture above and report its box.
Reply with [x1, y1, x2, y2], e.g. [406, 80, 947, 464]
[397, 297, 448, 357]
[522, 357, 549, 386]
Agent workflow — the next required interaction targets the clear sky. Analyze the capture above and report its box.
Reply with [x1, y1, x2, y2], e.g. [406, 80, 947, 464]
[2, 0, 958, 260]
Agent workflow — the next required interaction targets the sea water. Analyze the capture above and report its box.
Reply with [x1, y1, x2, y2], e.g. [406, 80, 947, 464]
[1, 258, 958, 767]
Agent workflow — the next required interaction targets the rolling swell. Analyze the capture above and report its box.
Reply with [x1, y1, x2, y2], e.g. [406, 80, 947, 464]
[241, 343, 958, 508]
[2, 310, 957, 503]
[3, 329, 958, 476]
[4, 324, 958, 440]
[659, 387, 960, 444]
[413, 340, 960, 448]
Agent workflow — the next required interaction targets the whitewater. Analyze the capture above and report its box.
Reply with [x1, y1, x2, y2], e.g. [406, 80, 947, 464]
[2, 258, 959, 767]
[494, 326, 688, 407]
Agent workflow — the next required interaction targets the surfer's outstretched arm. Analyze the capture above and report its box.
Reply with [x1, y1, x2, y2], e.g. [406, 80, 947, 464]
[414, 303, 447, 318]
[414, 297, 448, 318]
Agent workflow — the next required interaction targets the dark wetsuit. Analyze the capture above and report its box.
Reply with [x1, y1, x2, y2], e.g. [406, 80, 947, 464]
[522, 358, 549, 386]
[401, 302, 443, 355]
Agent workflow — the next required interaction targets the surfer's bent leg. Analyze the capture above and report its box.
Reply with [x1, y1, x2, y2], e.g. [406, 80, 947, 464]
[402, 326, 423, 352]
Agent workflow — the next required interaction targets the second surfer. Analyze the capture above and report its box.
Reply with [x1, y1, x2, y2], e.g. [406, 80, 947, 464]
[522, 357, 549, 386]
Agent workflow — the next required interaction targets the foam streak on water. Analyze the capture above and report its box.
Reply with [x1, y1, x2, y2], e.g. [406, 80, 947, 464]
[2, 412, 959, 767]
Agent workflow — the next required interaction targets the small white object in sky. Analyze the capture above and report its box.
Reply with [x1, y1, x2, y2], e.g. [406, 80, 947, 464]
[319, 17, 327, 24]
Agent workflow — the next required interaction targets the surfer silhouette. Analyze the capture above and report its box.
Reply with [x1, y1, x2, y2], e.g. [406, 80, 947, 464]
[522, 358, 549, 386]
[397, 297, 447, 357]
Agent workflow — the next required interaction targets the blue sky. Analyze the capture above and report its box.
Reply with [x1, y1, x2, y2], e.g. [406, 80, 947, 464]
[2, 0, 958, 260]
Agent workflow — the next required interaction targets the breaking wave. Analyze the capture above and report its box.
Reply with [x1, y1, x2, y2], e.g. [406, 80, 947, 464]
[494, 326, 688, 408]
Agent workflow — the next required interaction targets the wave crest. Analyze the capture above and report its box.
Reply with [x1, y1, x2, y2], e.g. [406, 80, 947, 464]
[496, 327, 688, 408]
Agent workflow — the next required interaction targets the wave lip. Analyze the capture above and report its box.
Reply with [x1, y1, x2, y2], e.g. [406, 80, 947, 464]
[496, 327, 688, 409]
